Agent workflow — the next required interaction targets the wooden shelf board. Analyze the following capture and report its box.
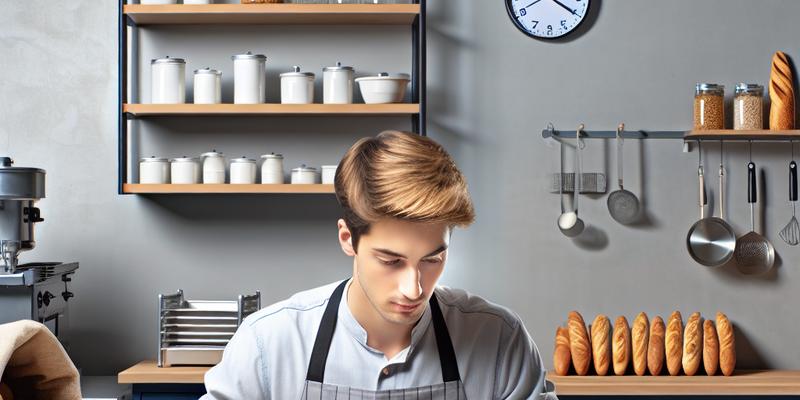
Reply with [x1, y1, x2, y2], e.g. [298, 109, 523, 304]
[685, 129, 800, 141]
[548, 370, 800, 395]
[123, 183, 335, 194]
[123, 103, 419, 117]
[119, 361, 206, 384]
[124, 4, 420, 25]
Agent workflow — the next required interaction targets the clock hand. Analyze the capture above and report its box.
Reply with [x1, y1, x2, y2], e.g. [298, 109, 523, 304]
[522, 0, 543, 9]
[551, 0, 577, 15]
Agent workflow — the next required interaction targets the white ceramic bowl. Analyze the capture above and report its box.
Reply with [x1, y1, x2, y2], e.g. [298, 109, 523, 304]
[140, 0, 178, 4]
[355, 73, 410, 104]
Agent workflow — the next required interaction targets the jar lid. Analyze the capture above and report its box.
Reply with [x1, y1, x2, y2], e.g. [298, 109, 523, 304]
[292, 164, 317, 173]
[151, 56, 186, 65]
[140, 156, 169, 163]
[323, 61, 354, 72]
[734, 83, 764, 94]
[280, 66, 315, 78]
[231, 51, 266, 61]
[355, 72, 410, 82]
[320, 165, 338, 170]
[170, 156, 199, 163]
[231, 156, 256, 164]
[194, 67, 222, 75]
[260, 153, 284, 159]
[201, 150, 223, 157]
[695, 83, 724, 94]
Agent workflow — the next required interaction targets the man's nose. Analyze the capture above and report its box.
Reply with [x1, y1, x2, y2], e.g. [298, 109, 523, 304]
[398, 264, 422, 300]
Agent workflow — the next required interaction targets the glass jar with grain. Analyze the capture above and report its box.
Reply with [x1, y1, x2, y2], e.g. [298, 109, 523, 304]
[694, 83, 725, 130]
[733, 83, 764, 130]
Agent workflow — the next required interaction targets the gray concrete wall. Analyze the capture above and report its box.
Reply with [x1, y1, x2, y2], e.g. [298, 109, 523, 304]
[1, 0, 799, 375]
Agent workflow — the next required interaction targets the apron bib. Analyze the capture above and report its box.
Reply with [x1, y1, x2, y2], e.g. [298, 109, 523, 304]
[300, 280, 468, 400]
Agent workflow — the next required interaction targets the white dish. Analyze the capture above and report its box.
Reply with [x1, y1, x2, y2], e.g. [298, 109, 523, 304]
[355, 73, 409, 104]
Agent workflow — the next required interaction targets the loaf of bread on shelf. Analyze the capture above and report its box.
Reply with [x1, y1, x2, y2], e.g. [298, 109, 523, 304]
[769, 51, 795, 130]
[716, 312, 736, 376]
[703, 319, 719, 376]
[682, 312, 703, 376]
[590, 314, 611, 376]
[647, 316, 666, 376]
[612, 316, 631, 376]
[554, 326, 572, 376]
[666, 311, 683, 376]
[632, 312, 649, 376]
[568, 311, 591, 376]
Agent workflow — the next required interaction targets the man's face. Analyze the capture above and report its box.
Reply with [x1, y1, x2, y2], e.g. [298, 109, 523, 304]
[342, 218, 450, 327]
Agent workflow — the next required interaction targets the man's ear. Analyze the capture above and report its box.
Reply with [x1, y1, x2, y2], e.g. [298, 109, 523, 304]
[337, 219, 356, 256]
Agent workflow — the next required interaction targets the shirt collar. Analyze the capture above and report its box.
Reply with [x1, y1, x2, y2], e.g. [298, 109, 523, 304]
[338, 279, 434, 362]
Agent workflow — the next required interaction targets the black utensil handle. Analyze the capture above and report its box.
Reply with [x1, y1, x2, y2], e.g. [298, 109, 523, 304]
[748, 162, 757, 204]
[791, 161, 798, 202]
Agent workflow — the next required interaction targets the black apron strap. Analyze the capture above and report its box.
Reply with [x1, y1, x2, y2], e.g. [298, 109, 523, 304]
[429, 292, 461, 383]
[305, 279, 349, 383]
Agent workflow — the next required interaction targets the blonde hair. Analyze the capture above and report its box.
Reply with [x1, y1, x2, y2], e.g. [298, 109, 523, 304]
[334, 130, 475, 250]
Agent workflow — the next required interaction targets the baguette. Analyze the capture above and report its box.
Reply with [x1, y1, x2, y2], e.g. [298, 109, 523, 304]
[553, 326, 572, 376]
[590, 315, 611, 376]
[703, 319, 719, 376]
[769, 51, 795, 130]
[666, 311, 683, 376]
[647, 316, 666, 376]
[632, 312, 649, 376]
[682, 312, 703, 376]
[612, 316, 631, 376]
[716, 312, 736, 376]
[568, 311, 591, 376]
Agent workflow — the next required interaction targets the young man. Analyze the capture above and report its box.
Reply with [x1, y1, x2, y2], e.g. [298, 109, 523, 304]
[202, 131, 554, 399]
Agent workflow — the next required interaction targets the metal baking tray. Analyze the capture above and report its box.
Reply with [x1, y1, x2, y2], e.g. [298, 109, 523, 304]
[160, 346, 224, 367]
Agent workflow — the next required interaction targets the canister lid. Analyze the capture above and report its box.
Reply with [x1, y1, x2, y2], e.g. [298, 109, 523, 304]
[194, 67, 222, 75]
[260, 153, 284, 159]
[734, 83, 764, 94]
[280, 66, 315, 78]
[170, 156, 199, 163]
[292, 164, 317, 173]
[355, 72, 410, 82]
[140, 156, 169, 163]
[323, 61, 354, 72]
[320, 165, 338, 170]
[695, 83, 724, 95]
[232, 51, 266, 61]
[151, 56, 186, 65]
[231, 156, 256, 164]
[201, 150, 224, 158]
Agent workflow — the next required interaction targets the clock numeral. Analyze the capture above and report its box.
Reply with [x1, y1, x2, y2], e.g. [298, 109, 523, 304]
[519, 8, 527, 16]
[560, 20, 567, 28]
[532, 20, 539, 28]
[547, 24, 553, 34]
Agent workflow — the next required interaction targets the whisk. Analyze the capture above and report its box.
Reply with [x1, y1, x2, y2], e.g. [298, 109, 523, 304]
[779, 142, 799, 246]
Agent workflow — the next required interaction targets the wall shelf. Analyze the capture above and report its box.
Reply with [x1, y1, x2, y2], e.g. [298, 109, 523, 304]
[123, 103, 420, 117]
[123, 4, 421, 25]
[685, 129, 800, 141]
[548, 370, 800, 396]
[123, 184, 334, 194]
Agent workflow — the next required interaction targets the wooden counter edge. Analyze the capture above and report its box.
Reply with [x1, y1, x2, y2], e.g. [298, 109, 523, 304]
[118, 361, 208, 384]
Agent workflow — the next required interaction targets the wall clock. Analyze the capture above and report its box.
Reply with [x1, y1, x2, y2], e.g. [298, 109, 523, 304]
[505, 0, 590, 39]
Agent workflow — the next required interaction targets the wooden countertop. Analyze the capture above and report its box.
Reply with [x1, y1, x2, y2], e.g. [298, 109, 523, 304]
[119, 362, 800, 395]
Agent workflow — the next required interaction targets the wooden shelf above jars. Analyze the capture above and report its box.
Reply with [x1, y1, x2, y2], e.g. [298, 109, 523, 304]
[123, 4, 421, 25]
[123, 103, 420, 117]
[123, 184, 335, 194]
[684, 130, 800, 141]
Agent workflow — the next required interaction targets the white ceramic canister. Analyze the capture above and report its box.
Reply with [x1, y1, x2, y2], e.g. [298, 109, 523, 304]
[323, 62, 354, 104]
[320, 165, 337, 184]
[232, 52, 267, 104]
[280, 66, 315, 104]
[230, 157, 257, 184]
[140, 0, 177, 4]
[151, 57, 186, 104]
[139, 157, 170, 184]
[170, 157, 201, 184]
[260, 153, 284, 184]
[193, 67, 222, 104]
[291, 165, 319, 184]
[183, 0, 213, 4]
[201, 150, 226, 184]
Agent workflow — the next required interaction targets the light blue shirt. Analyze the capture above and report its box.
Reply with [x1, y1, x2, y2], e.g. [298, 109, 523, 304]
[202, 280, 555, 399]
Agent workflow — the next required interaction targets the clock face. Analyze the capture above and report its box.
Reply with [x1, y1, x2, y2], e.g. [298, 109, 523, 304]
[506, 0, 590, 39]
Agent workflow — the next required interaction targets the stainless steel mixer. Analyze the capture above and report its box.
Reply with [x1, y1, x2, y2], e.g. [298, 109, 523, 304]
[0, 157, 45, 273]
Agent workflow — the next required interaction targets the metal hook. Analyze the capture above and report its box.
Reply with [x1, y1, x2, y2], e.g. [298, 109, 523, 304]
[577, 124, 585, 149]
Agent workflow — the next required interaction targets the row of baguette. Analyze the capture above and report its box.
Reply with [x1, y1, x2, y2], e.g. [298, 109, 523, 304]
[553, 311, 735, 376]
